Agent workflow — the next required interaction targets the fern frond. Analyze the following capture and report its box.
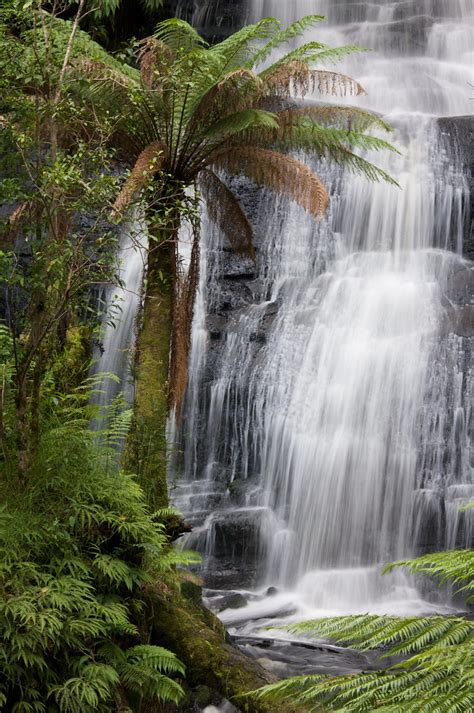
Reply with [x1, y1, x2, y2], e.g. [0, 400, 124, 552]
[277, 105, 393, 134]
[252, 549, 474, 710]
[200, 169, 254, 256]
[111, 141, 167, 219]
[211, 147, 329, 218]
[311, 45, 368, 65]
[384, 549, 474, 600]
[125, 645, 185, 675]
[260, 41, 328, 73]
[190, 69, 263, 126]
[137, 37, 174, 88]
[153, 18, 207, 54]
[210, 18, 281, 70]
[250, 15, 326, 67]
[263, 61, 366, 98]
[288, 614, 474, 657]
[204, 108, 278, 140]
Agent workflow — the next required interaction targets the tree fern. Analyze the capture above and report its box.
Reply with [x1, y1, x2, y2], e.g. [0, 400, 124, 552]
[4, 9, 399, 419]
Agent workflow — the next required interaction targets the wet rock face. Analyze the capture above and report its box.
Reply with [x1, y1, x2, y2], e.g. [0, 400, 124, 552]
[174, 0, 249, 41]
[438, 115, 474, 261]
[174, 115, 474, 583]
[205, 507, 270, 589]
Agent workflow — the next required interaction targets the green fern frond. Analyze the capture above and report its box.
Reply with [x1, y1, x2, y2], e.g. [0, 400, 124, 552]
[204, 109, 279, 140]
[311, 44, 368, 65]
[250, 15, 326, 67]
[288, 614, 474, 657]
[253, 549, 474, 710]
[260, 41, 328, 76]
[125, 645, 185, 675]
[211, 18, 281, 70]
[154, 18, 207, 54]
[384, 549, 474, 599]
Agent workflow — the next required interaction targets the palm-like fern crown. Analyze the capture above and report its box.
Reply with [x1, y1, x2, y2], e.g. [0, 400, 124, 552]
[81, 16, 397, 246]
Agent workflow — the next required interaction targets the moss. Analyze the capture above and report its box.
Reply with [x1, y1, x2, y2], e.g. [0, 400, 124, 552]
[127, 220, 303, 712]
[142, 584, 305, 713]
[123, 237, 173, 509]
[51, 324, 92, 392]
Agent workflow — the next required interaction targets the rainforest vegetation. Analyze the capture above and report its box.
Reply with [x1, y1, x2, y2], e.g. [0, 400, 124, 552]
[0, 1, 472, 711]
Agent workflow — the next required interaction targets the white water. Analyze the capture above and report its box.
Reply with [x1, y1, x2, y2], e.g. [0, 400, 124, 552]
[91, 218, 146, 423]
[173, 0, 473, 621]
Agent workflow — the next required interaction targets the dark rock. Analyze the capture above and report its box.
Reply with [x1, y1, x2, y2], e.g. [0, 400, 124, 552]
[216, 592, 248, 611]
[175, 0, 249, 43]
[438, 115, 474, 260]
[235, 635, 400, 678]
[211, 508, 264, 561]
[223, 271, 256, 281]
[264, 301, 279, 317]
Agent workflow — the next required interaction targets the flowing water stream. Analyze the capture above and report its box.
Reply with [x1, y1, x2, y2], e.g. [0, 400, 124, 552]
[171, 0, 473, 633]
[91, 218, 146, 424]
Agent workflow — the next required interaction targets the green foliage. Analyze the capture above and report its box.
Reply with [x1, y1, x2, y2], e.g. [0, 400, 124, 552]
[91, 0, 164, 20]
[0, 392, 188, 711]
[252, 549, 474, 711]
[73, 14, 397, 207]
[68, 14, 398, 423]
[384, 550, 474, 603]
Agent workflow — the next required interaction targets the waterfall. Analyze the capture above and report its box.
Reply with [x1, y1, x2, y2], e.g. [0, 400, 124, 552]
[173, 0, 473, 618]
[91, 217, 147, 424]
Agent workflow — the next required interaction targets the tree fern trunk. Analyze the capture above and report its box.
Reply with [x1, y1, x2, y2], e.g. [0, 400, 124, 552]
[123, 216, 175, 509]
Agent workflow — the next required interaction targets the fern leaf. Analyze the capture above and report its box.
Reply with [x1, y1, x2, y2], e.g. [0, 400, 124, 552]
[204, 109, 279, 140]
[200, 169, 254, 256]
[211, 146, 329, 218]
[263, 61, 367, 98]
[111, 141, 167, 219]
[250, 15, 326, 67]
[210, 18, 281, 70]
[153, 18, 207, 54]
[125, 645, 185, 675]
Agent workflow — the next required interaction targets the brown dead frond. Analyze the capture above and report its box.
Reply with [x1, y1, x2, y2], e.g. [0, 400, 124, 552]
[190, 69, 262, 130]
[8, 201, 30, 231]
[215, 68, 263, 98]
[112, 141, 167, 219]
[277, 105, 380, 133]
[200, 169, 255, 258]
[210, 147, 329, 218]
[264, 61, 366, 98]
[170, 236, 200, 420]
[1, 201, 32, 245]
[137, 37, 174, 89]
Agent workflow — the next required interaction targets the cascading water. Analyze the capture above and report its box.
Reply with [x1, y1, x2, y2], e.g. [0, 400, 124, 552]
[91, 218, 146, 423]
[172, 0, 473, 624]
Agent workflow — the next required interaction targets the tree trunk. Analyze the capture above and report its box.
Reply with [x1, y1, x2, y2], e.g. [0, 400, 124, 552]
[124, 231, 174, 509]
[126, 199, 298, 712]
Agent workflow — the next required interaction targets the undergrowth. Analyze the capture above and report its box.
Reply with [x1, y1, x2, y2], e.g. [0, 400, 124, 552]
[0, 389, 196, 712]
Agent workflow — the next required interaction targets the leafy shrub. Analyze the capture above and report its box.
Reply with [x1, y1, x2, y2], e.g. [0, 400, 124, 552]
[0, 401, 192, 712]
